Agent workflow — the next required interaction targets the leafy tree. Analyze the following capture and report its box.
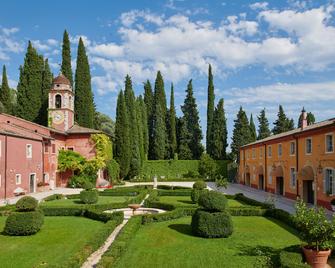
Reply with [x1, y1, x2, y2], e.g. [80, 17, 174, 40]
[61, 30, 73, 86]
[257, 108, 271, 140]
[38, 59, 53, 126]
[168, 83, 177, 158]
[231, 106, 252, 162]
[272, 105, 294, 134]
[206, 64, 215, 154]
[114, 91, 130, 178]
[249, 113, 257, 142]
[181, 79, 203, 159]
[177, 117, 192, 160]
[0, 65, 12, 113]
[74, 37, 95, 128]
[94, 112, 115, 137]
[210, 99, 227, 160]
[198, 153, 217, 180]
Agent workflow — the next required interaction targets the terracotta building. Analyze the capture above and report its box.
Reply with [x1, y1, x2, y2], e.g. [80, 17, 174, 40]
[239, 109, 335, 210]
[0, 74, 104, 200]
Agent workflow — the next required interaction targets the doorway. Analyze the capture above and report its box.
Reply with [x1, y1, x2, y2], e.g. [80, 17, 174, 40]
[29, 174, 36, 193]
[276, 177, 284, 195]
[303, 180, 314, 204]
[259, 175, 264, 190]
[245, 173, 251, 186]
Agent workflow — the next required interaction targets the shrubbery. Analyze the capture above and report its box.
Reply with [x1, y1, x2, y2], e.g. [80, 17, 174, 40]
[68, 175, 94, 189]
[193, 180, 207, 190]
[16, 196, 38, 211]
[279, 245, 309, 268]
[43, 194, 64, 202]
[80, 189, 99, 204]
[191, 189, 202, 203]
[191, 180, 207, 203]
[198, 191, 228, 212]
[142, 207, 196, 224]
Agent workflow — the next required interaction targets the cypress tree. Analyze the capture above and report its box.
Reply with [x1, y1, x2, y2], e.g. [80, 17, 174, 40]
[16, 41, 44, 122]
[181, 79, 203, 159]
[273, 105, 294, 134]
[143, 80, 154, 159]
[0, 65, 12, 113]
[74, 37, 95, 128]
[114, 90, 131, 178]
[206, 64, 215, 155]
[168, 83, 177, 159]
[139, 96, 149, 160]
[38, 59, 53, 126]
[178, 117, 192, 160]
[249, 114, 257, 142]
[61, 30, 73, 86]
[210, 99, 227, 160]
[257, 108, 271, 140]
[136, 96, 145, 165]
[152, 71, 167, 159]
[231, 106, 252, 162]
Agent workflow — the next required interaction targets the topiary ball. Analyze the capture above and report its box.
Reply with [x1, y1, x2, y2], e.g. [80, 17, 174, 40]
[191, 189, 206, 203]
[198, 191, 228, 212]
[16, 196, 38, 212]
[80, 189, 99, 204]
[4, 210, 44, 236]
[193, 180, 207, 190]
[191, 209, 233, 238]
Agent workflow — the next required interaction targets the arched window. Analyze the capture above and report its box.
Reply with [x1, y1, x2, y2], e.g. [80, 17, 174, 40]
[55, 95, 62, 108]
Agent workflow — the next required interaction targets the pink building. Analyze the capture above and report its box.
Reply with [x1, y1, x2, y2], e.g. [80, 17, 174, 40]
[0, 74, 104, 200]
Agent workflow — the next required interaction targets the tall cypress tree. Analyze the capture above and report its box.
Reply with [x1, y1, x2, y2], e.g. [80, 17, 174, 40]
[74, 37, 95, 128]
[114, 91, 130, 178]
[16, 41, 44, 122]
[178, 117, 192, 160]
[231, 106, 252, 162]
[0, 65, 12, 113]
[38, 59, 53, 125]
[143, 80, 154, 159]
[136, 96, 145, 166]
[61, 30, 73, 86]
[152, 71, 167, 159]
[272, 105, 294, 134]
[181, 79, 203, 159]
[210, 99, 227, 160]
[257, 108, 271, 140]
[168, 83, 177, 159]
[249, 114, 257, 142]
[139, 96, 149, 160]
[206, 64, 215, 155]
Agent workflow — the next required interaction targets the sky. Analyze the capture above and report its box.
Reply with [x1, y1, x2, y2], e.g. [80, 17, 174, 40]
[1, 0, 335, 147]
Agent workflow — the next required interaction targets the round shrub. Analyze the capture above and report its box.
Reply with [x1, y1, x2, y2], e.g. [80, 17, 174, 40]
[80, 189, 99, 204]
[191, 209, 233, 238]
[4, 210, 44, 236]
[198, 191, 228, 212]
[193, 180, 207, 190]
[16, 196, 38, 212]
[191, 189, 203, 203]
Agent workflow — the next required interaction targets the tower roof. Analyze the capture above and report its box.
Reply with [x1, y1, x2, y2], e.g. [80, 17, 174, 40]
[53, 73, 70, 86]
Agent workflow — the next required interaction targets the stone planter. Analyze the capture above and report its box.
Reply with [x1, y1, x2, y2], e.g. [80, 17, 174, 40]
[303, 246, 331, 268]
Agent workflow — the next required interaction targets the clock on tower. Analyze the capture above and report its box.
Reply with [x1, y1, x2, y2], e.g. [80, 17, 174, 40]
[48, 73, 74, 132]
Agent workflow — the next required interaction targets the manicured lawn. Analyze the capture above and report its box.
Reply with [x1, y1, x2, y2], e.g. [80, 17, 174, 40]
[115, 216, 301, 268]
[41, 195, 129, 207]
[0, 216, 105, 268]
[158, 196, 246, 208]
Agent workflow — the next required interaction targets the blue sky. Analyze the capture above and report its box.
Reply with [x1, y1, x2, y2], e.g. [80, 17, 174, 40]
[1, 0, 335, 147]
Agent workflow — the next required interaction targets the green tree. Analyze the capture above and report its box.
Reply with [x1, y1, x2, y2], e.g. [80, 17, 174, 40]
[181, 79, 203, 159]
[61, 30, 73, 86]
[168, 83, 177, 159]
[257, 108, 271, 140]
[139, 96, 149, 160]
[178, 117, 192, 160]
[38, 59, 53, 126]
[16, 41, 44, 122]
[74, 37, 95, 128]
[136, 96, 145, 165]
[114, 91, 130, 179]
[210, 99, 227, 160]
[0, 65, 12, 113]
[144, 80, 154, 159]
[198, 153, 217, 180]
[249, 113, 257, 142]
[272, 105, 294, 134]
[95, 112, 115, 137]
[231, 106, 252, 162]
[206, 64, 215, 155]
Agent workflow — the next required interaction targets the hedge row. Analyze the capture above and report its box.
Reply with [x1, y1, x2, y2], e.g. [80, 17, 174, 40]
[157, 185, 190, 190]
[228, 207, 267, 216]
[234, 193, 273, 209]
[279, 246, 309, 268]
[157, 189, 192, 196]
[98, 216, 142, 268]
[142, 207, 196, 225]
[85, 210, 124, 223]
[144, 201, 177, 211]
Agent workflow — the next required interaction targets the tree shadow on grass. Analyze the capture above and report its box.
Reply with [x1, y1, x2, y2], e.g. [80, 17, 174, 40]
[168, 224, 194, 236]
[236, 245, 280, 267]
[177, 200, 194, 205]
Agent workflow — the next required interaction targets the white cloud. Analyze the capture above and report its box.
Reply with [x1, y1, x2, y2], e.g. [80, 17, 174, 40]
[89, 43, 124, 58]
[2, 27, 19, 36]
[120, 10, 164, 27]
[250, 2, 268, 10]
[0, 26, 24, 60]
[224, 15, 258, 36]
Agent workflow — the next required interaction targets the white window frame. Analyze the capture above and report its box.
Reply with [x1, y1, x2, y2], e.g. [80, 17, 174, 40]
[26, 144, 33, 158]
[15, 174, 22, 185]
[268, 166, 272, 184]
[278, 143, 282, 157]
[290, 167, 296, 188]
[305, 137, 312, 155]
[325, 133, 334, 154]
[290, 141, 295, 156]
[268, 145, 272, 158]
[324, 168, 335, 195]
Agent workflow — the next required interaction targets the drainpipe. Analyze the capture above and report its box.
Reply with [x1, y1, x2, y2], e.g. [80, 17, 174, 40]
[295, 136, 299, 198]
[4, 134, 7, 200]
[264, 144, 267, 192]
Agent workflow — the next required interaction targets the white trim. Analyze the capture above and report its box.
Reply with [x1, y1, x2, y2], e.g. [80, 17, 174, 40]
[26, 144, 33, 158]
[324, 167, 335, 195]
[259, 147, 263, 159]
[278, 143, 283, 157]
[268, 145, 272, 158]
[290, 167, 296, 189]
[15, 174, 22, 185]
[289, 141, 296, 156]
[29, 173, 36, 193]
[252, 148, 256, 159]
[305, 137, 312, 155]
[325, 133, 334, 154]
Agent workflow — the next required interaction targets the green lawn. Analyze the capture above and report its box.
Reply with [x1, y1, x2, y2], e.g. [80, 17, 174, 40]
[158, 196, 246, 208]
[41, 195, 129, 207]
[0, 216, 105, 268]
[115, 216, 301, 268]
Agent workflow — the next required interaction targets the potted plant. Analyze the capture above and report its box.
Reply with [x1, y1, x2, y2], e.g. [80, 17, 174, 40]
[294, 199, 335, 268]
[331, 199, 335, 212]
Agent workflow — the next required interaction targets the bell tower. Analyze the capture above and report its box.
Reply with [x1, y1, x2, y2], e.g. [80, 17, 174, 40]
[48, 73, 74, 132]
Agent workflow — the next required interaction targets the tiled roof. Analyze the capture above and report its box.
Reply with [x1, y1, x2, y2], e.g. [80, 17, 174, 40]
[242, 118, 335, 148]
[53, 74, 70, 85]
[66, 124, 102, 134]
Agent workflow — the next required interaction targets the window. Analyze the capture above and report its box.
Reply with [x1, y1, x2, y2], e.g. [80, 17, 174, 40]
[26, 144, 32, 158]
[44, 143, 49, 153]
[246, 151, 249, 160]
[278, 144, 282, 157]
[268, 146, 272, 157]
[260, 147, 263, 158]
[52, 144, 56, 154]
[306, 138, 312, 154]
[290, 141, 295, 155]
[43, 173, 49, 183]
[15, 174, 21, 185]
[55, 94, 62, 108]
[252, 148, 256, 159]
[325, 168, 334, 195]
[241, 151, 244, 160]
[290, 168, 296, 188]
[67, 147, 74, 151]
[326, 134, 334, 153]
[268, 166, 272, 184]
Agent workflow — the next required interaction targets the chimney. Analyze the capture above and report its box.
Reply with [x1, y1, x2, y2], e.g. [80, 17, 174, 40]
[301, 107, 307, 130]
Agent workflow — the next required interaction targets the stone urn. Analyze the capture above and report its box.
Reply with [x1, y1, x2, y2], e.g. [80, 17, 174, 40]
[128, 204, 141, 215]
[303, 246, 331, 268]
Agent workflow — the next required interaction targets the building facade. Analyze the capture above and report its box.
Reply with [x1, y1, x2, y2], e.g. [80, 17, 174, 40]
[0, 74, 104, 201]
[239, 110, 335, 210]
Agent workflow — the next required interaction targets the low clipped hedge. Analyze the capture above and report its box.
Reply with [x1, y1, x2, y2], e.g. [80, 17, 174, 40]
[42, 206, 85, 216]
[191, 209, 233, 238]
[84, 210, 124, 223]
[142, 207, 196, 225]
[157, 189, 192, 196]
[144, 201, 176, 211]
[4, 210, 44, 236]
[80, 189, 99, 204]
[157, 185, 190, 190]
[43, 194, 64, 202]
[98, 216, 142, 268]
[228, 207, 267, 216]
[279, 246, 309, 268]
[234, 193, 272, 209]
[198, 191, 228, 212]
[16, 196, 38, 212]
[264, 208, 298, 229]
